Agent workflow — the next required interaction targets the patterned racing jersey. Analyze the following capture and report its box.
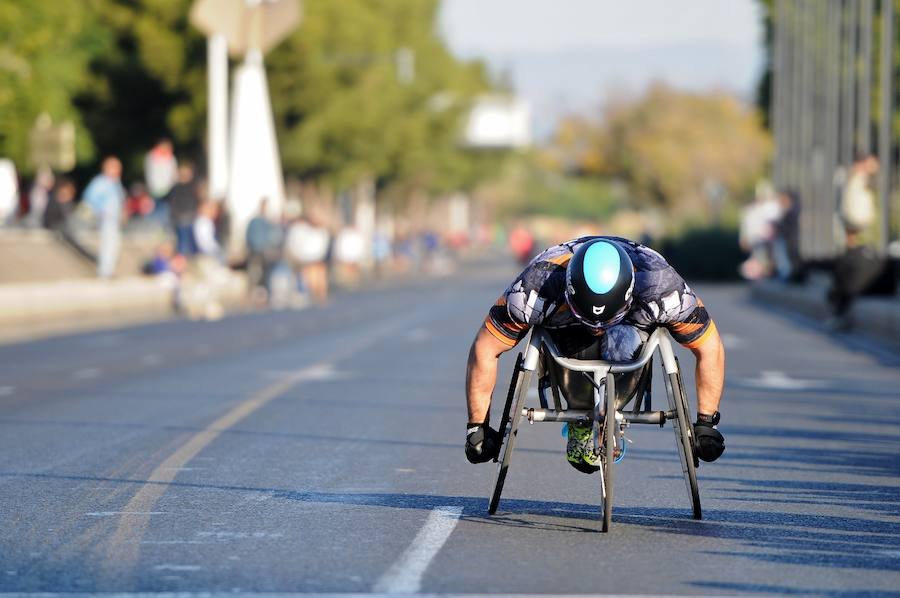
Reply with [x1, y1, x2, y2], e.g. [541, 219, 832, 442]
[484, 236, 717, 351]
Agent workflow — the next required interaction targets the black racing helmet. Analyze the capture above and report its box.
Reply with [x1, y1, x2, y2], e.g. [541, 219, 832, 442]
[565, 239, 635, 329]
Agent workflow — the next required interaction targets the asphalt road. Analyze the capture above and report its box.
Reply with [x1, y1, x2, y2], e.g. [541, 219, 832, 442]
[1, 258, 899, 596]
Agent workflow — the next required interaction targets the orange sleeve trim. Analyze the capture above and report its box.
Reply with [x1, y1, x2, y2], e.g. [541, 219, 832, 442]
[681, 320, 718, 349]
[483, 318, 518, 347]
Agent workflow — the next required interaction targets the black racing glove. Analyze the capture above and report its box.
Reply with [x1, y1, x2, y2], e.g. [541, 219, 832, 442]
[693, 411, 725, 463]
[465, 423, 501, 464]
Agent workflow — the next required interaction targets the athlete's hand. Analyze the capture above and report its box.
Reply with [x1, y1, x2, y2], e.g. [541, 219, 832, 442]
[693, 413, 725, 462]
[465, 423, 501, 464]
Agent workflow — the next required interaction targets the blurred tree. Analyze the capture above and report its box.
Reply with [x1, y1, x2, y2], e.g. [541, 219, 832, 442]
[3, 0, 498, 197]
[73, 0, 207, 177]
[550, 85, 771, 222]
[267, 0, 496, 196]
[0, 2, 108, 173]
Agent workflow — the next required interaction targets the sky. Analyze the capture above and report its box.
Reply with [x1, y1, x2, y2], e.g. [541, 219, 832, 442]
[438, 0, 766, 137]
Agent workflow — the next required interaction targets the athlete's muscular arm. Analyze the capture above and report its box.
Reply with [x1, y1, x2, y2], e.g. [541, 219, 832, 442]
[689, 324, 725, 416]
[466, 326, 516, 423]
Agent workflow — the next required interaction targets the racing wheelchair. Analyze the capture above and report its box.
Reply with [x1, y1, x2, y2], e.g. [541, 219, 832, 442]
[488, 326, 702, 532]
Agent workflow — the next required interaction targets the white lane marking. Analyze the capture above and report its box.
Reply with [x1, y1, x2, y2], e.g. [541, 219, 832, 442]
[405, 328, 430, 343]
[74, 368, 101, 380]
[141, 354, 162, 366]
[395, 468, 415, 473]
[720, 333, 746, 349]
[373, 506, 463, 594]
[0, 386, 14, 397]
[738, 370, 830, 391]
[263, 364, 345, 383]
[153, 564, 202, 571]
[86, 511, 166, 517]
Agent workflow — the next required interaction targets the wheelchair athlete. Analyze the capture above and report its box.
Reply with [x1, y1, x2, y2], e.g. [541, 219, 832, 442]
[465, 236, 726, 473]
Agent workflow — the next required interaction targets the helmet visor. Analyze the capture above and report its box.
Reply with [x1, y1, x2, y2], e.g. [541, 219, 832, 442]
[566, 294, 631, 330]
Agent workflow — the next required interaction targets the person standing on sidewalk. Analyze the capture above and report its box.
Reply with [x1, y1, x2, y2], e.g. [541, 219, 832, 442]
[82, 156, 126, 279]
[828, 154, 885, 331]
[145, 138, 178, 223]
[166, 163, 199, 256]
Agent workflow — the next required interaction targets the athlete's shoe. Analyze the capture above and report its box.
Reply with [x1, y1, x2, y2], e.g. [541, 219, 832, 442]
[566, 423, 601, 474]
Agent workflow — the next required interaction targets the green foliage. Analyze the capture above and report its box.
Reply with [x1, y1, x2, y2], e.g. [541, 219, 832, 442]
[3, 0, 494, 194]
[74, 0, 207, 177]
[512, 170, 621, 221]
[545, 84, 771, 224]
[268, 0, 492, 193]
[0, 1, 108, 172]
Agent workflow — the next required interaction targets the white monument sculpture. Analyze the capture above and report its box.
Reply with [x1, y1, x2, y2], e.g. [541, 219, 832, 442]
[190, 0, 301, 252]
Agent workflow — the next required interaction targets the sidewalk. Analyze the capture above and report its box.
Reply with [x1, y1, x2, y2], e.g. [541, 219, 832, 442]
[0, 272, 248, 345]
[750, 274, 900, 352]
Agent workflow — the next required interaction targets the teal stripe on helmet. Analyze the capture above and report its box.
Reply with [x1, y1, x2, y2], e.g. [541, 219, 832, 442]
[582, 241, 620, 294]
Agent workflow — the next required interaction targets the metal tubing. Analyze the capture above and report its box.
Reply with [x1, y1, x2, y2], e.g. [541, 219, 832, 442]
[522, 332, 541, 371]
[534, 327, 665, 374]
[624, 411, 669, 426]
[522, 408, 593, 424]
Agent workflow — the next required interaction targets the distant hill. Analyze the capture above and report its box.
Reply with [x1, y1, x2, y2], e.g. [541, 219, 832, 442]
[477, 42, 763, 139]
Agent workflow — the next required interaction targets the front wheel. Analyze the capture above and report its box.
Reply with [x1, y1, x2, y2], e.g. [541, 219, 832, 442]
[600, 373, 616, 532]
[488, 354, 532, 515]
[669, 359, 701, 520]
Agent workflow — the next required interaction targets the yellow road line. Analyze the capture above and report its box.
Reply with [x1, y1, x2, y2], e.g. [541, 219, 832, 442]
[103, 312, 422, 579]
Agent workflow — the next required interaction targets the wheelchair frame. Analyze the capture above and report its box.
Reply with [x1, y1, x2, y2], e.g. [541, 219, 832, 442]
[488, 326, 702, 532]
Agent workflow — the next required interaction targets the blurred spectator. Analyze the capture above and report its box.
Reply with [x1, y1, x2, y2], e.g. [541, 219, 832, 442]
[771, 189, 802, 282]
[828, 154, 886, 331]
[125, 182, 155, 221]
[333, 225, 365, 288]
[738, 180, 781, 280]
[246, 198, 282, 301]
[43, 177, 75, 232]
[213, 197, 231, 253]
[145, 138, 178, 202]
[193, 200, 223, 261]
[166, 163, 199, 256]
[0, 159, 19, 225]
[840, 154, 879, 248]
[42, 176, 94, 262]
[82, 156, 126, 278]
[508, 223, 536, 265]
[286, 211, 331, 303]
[26, 166, 54, 227]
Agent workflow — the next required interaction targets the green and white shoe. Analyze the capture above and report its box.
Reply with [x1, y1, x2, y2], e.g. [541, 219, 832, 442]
[566, 423, 601, 474]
